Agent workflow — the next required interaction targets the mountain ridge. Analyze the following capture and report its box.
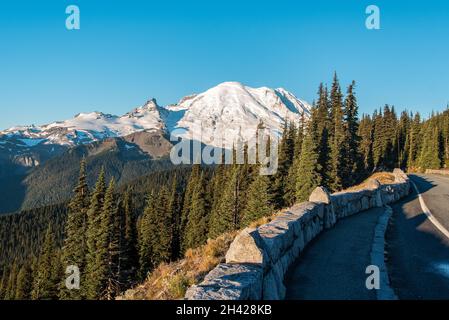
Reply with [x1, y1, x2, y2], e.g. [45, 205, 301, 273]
[1, 82, 310, 150]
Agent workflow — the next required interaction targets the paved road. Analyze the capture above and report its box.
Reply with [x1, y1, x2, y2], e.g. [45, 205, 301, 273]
[387, 174, 449, 299]
[285, 207, 384, 300]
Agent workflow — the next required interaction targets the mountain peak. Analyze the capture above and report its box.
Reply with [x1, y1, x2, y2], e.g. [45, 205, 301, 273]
[0, 82, 310, 151]
[142, 98, 158, 109]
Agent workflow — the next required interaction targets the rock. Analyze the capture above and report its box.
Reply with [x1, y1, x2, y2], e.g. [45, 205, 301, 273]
[366, 178, 381, 190]
[185, 263, 263, 300]
[289, 201, 316, 217]
[185, 285, 243, 300]
[225, 228, 269, 269]
[393, 168, 408, 182]
[273, 213, 302, 238]
[309, 186, 332, 204]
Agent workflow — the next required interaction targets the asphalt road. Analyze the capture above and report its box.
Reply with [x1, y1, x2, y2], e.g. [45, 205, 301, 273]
[387, 174, 449, 299]
[284, 207, 383, 300]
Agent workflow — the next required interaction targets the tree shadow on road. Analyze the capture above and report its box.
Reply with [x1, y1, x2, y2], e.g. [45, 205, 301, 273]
[408, 174, 436, 193]
[387, 185, 449, 299]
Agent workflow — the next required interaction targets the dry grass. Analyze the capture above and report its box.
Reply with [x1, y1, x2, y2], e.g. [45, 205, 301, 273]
[344, 172, 395, 191]
[118, 231, 238, 300]
[119, 213, 284, 300]
[248, 213, 277, 228]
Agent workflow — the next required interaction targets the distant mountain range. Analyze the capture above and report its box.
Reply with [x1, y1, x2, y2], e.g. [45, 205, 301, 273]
[0, 82, 311, 213]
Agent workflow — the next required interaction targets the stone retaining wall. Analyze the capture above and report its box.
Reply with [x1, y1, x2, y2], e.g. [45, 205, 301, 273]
[185, 169, 410, 300]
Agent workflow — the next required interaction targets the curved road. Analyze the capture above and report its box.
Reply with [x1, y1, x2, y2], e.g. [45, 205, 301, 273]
[285, 207, 383, 300]
[285, 174, 449, 300]
[387, 174, 449, 299]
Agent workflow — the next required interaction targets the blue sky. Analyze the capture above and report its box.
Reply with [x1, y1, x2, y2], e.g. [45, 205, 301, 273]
[1, 0, 449, 130]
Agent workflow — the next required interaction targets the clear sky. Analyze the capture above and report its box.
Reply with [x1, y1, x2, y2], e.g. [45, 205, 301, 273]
[1, 0, 449, 130]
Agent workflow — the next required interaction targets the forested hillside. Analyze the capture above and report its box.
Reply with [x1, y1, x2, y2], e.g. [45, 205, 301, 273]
[0, 135, 173, 214]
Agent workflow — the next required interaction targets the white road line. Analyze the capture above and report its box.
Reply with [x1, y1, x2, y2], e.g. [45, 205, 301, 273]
[410, 180, 449, 240]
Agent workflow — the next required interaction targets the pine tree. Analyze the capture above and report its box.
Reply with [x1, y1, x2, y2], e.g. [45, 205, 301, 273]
[343, 81, 362, 186]
[138, 191, 157, 280]
[285, 114, 305, 206]
[4, 263, 18, 300]
[0, 269, 7, 299]
[407, 113, 422, 169]
[167, 177, 182, 260]
[153, 186, 174, 265]
[180, 165, 200, 251]
[308, 84, 331, 189]
[241, 170, 273, 226]
[372, 109, 384, 168]
[294, 126, 322, 202]
[31, 225, 59, 300]
[15, 263, 32, 300]
[100, 178, 124, 300]
[397, 111, 411, 168]
[382, 105, 399, 168]
[85, 168, 106, 299]
[418, 124, 441, 170]
[272, 122, 295, 208]
[329, 73, 346, 191]
[98, 178, 118, 300]
[120, 189, 138, 286]
[358, 114, 374, 173]
[184, 172, 209, 248]
[208, 165, 240, 239]
[60, 159, 89, 299]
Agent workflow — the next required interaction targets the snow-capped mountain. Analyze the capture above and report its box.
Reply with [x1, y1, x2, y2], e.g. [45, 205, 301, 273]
[0, 99, 164, 147]
[166, 82, 311, 147]
[0, 82, 311, 168]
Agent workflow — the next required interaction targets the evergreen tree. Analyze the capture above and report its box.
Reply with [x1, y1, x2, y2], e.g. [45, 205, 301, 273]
[180, 165, 200, 251]
[208, 165, 239, 239]
[397, 111, 411, 168]
[167, 177, 182, 260]
[31, 225, 59, 300]
[329, 73, 346, 191]
[138, 191, 157, 280]
[102, 179, 121, 300]
[372, 109, 384, 168]
[285, 114, 305, 206]
[85, 168, 106, 299]
[272, 122, 295, 208]
[241, 170, 273, 226]
[358, 114, 374, 173]
[382, 105, 399, 168]
[4, 263, 18, 300]
[184, 172, 209, 248]
[153, 186, 174, 265]
[294, 126, 322, 202]
[310, 84, 331, 188]
[407, 113, 422, 169]
[60, 159, 89, 299]
[418, 125, 442, 170]
[120, 189, 138, 286]
[343, 81, 362, 185]
[15, 263, 32, 299]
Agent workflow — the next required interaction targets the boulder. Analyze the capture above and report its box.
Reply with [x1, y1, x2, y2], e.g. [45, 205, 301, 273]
[225, 228, 269, 269]
[309, 186, 332, 204]
[366, 178, 381, 190]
